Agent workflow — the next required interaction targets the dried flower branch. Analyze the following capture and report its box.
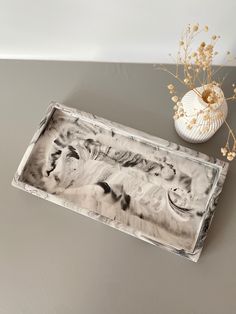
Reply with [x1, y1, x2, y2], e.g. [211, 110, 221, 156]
[159, 24, 236, 161]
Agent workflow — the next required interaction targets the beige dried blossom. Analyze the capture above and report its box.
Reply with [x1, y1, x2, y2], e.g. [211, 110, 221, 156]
[192, 24, 199, 32]
[171, 96, 178, 103]
[216, 111, 224, 119]
[227, 151, 236, 161]
[168, 84, 174, 90]
[221, 147, 228, 156]
[189, 118, 197, 125]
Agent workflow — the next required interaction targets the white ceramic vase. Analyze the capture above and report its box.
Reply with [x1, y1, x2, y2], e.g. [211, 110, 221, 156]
[174, 85, 228, 143]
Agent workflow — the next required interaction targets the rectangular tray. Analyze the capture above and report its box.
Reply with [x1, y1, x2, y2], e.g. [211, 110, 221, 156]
[12, 102, 229, 262]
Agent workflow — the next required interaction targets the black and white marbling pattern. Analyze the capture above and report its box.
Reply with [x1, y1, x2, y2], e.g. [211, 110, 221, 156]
[12, 103, 229, 262]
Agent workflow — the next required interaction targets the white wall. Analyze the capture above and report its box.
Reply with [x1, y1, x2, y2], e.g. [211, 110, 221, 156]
[0, 0, 235, 64]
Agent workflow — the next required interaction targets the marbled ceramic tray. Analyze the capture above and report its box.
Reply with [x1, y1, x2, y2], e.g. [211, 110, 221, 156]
[12, 102, 229, 262]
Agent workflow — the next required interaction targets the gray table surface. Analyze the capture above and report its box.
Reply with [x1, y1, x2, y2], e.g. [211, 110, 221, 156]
[0, 60, 236, 314]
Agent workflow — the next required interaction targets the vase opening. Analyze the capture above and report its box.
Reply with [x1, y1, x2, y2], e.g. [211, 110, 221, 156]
[201, 89, 214, 104]
[200, 85, 224, 108]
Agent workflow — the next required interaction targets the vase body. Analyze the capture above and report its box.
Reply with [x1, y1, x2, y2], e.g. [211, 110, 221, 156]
[174, 85, 228, 143]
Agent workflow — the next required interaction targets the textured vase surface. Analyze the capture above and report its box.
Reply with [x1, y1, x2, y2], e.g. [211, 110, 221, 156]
[174, 85, 228, 143]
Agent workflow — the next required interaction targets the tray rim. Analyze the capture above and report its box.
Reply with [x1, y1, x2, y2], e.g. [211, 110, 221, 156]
[12, 101, 229, 262]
